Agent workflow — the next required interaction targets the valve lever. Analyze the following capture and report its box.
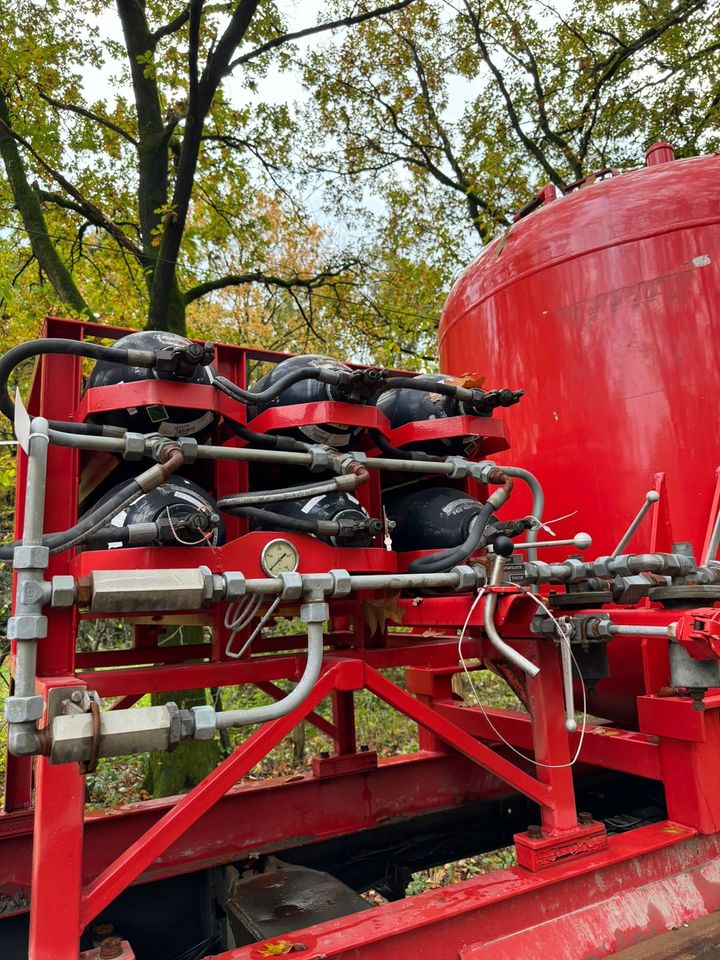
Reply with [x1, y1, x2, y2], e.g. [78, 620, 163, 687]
[512, 532, 592, 551]
[611, 491, 659, 558]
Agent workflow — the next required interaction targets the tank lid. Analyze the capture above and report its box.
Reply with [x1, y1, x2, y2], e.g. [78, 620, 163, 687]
[645, 141, 675, 166]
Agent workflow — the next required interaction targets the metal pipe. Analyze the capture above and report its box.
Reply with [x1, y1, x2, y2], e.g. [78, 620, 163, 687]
[492, 466, 544, 562]
[513, 533, 592, 552]
[483, 556, 540, 678]
[608, 624, 671, 637]
[611, 491, 660, 558]
[214, 619, 325, 729]
[48, 428, 127, 453]
[13, 418, 50, 699]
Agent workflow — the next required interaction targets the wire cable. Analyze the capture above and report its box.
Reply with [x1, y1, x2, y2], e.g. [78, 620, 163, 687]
[457, 585, 587, 769]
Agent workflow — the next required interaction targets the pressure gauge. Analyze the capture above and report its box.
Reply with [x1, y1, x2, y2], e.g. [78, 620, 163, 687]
[260, 538, 300, 576]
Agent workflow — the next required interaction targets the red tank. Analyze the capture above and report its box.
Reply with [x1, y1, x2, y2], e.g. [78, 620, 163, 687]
[440, 146, 720, 561]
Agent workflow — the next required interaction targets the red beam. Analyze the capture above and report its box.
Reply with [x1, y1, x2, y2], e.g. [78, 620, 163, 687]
[220, 823, 706, 960]
[364, 665, 553, 807]
[82, 666, 347, 924]
[0, 753, 509, 906]
[433, 702, 662, 781]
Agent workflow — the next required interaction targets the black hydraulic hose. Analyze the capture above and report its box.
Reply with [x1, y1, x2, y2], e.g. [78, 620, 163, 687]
[224, 417, 313, 453]
[214, 366, 331, 406]
[0, 476, 143, 561]
[408, 501, 495, 573]
[218, 473, 359, 510]
[381, 375, 460, 399]
[229, 504, 323, 535]
[370, 428, 442, 463]
[0, 339, 154, 424]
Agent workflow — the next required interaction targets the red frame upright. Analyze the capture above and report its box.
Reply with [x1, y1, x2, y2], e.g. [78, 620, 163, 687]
[4, 318, 720, 960]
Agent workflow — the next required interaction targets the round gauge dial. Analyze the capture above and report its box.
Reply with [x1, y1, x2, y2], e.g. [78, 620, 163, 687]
[260, 538, 300, 576]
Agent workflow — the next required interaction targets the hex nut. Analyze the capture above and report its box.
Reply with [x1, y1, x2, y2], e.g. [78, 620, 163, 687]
[450, 565, 477, 592]
[7, 614, 48, 640]
[279, 571, 303, 600]
[12, 545, 49, 570]
[123, 432, 146, 460]
[445, 456, 470, 480]
[191, 705, 217, 741]
[329, 569, 352, 598]
[5, 694, 44, 723]
[469, 460, 497, 483]
[300, 601, 329, 624]
[177, 436, 198, 464]
[51, 575, 76, 608]
[224, 572, 247, 601]
[308, 446, 331, 473]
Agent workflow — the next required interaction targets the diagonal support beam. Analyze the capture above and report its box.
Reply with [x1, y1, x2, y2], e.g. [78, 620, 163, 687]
[81, 664, 341, 927]
[364, 665, 553, 807]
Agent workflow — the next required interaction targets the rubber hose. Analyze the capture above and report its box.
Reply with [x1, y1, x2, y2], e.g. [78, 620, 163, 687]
[214, 366, 328, 406]
[224, 417, 313, 453]
[0, 477, 143, 561]
[228, 504, 324, 535]
[370, 429, 441, 462]
[0, 339, 142, 424]
[218, 475, 357, 509]
[407, 501, 495, 573]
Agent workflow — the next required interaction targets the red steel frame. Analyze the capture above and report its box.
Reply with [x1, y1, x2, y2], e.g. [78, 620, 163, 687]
[5, 318, 720, 959]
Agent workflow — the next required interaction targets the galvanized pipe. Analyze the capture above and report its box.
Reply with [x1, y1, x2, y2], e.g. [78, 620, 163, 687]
[611, 491, 660, 558]
[483, 556, 540, 678]
[493, 466, 544, 562]
[214, 619, 325, 730]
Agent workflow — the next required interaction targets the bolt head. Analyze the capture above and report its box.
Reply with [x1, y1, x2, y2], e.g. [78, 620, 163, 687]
[98, 936, 124, 959]
[526, 824, 543, 839]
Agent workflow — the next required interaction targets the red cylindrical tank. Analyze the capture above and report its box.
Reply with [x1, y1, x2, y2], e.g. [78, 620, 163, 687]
[440, 149, 720, 562]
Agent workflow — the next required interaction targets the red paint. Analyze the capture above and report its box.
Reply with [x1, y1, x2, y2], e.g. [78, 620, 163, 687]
[440, 148, 720, 563]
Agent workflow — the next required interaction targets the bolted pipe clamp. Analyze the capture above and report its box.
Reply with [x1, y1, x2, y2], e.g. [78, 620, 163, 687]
[12, 545, 49, 571]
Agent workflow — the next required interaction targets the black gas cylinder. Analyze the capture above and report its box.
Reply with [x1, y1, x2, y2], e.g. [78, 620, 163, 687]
[375, 374, 480, 457]
[85, 331, 216, 437]
[248, 355, 363, 450]
[385, 486, 484, 552]
[255, 490, 374, 547]
[103, 476, 224, 548]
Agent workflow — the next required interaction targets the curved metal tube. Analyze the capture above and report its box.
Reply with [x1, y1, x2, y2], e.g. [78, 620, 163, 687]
[483, 557, 540, 678]
[215, 620, 324, 728]
[493, 465, 544, 562]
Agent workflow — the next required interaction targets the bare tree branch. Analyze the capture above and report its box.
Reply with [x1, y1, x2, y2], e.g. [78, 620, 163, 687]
[226, 0, 417, 73]
[36, 89, 138, 146]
